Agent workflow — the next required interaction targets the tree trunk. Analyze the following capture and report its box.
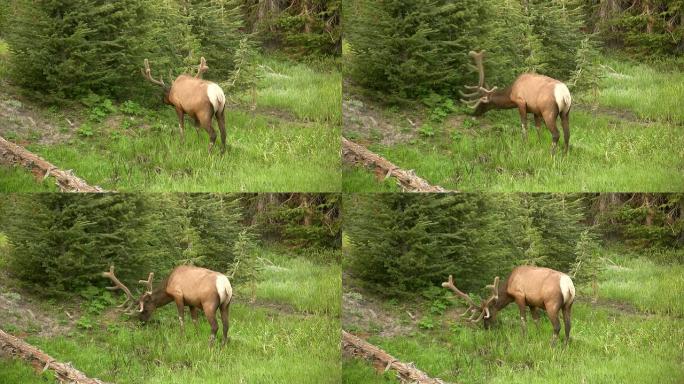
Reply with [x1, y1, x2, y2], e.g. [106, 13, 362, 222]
[342, 137, 453, 193]
[0, 136, 105, 192]
[342, 330, 451, 384]
[0, 329, 111, 384]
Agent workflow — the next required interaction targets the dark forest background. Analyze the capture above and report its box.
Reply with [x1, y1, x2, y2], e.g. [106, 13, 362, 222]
[344, 0, 683, 102]
[344, 193, 684, 298]
[0, 0, 340, 103]
[0, 193, 340, 297]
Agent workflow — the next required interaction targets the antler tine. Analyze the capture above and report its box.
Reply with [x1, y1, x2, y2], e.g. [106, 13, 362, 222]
[442, 275, 479, 315]
[468, 50, 486, 89]
[460, 50, 489, 106]
[102, 265, 134, 309]
[138, 272, 154, 294]
[470, 276, 500, 323]
[195, 56, 209, 78]
[141, 58, 166, 87]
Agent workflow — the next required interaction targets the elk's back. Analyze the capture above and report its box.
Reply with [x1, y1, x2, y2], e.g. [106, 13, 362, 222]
[169, 75, 212, 114]
[166, 265, 229, 307]
[506, 266, 565, 307]
[510, 74, 563, 114]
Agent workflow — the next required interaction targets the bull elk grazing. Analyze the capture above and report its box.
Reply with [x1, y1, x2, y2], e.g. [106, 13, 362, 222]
[442, 266, 576, 346]
[141, 57, 227, 153]
[102, 265, 233, 346]
[460, 50, 572, 154]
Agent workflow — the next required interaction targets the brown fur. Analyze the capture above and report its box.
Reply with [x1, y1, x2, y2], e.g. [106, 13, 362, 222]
[484, 266, 574, 346]
[139, 266, 232, 346]
[163, 75, 226, 154]
[474, 73, 571, 154]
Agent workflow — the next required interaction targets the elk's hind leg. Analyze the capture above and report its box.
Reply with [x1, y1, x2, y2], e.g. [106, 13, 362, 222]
[542, 110, 560, 156]
[561, 111, 570, 154]
[200, 108, 217, 154]
[220, 298, 231, 346]
[546, 301, 562, 346]
[534, 114, 542, 141]
[203, 302, 219, 346]
[215, 109, 226, 154]
[189, 306, 199, 333]
[530, 306, 540, 329]
[562, 302, 573, 345]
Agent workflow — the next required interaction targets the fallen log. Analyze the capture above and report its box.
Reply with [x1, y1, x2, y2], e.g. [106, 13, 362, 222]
[342, 330, 451, 384]
[0, 329, 111, 384]
[342, 137, 454, 193]
[0, 136, 106, 192]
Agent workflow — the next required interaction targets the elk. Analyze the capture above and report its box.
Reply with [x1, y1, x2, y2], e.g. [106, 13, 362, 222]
[460, 50, 572, 155]
[141, 57, 227, 154]
[442, 266, 576, 346]
[102, 265, 233, 346]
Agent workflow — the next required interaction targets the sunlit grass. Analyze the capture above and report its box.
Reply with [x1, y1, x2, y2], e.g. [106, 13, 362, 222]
[343, 250, 684, 383]
[4, 249, 341, 384]
[343, 55, 684, 192]
[1, 55, 341, 192]
[594, 57, 684, 124]
[251, 58, 342, 124]
[0, 165, 57, 192]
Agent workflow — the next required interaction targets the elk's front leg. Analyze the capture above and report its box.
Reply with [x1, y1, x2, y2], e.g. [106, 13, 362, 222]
[174, 298, 186, 336]
[515, 297, 528, 336]
[534, 114, 542, 141]
[175, 107, 185, 143]
[516, 102, 528, 141]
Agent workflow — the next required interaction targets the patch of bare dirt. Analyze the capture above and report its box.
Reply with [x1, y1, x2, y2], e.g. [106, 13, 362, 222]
[0, 272, 75, 337]
[343, 96, 420, 146]
[578, 296, 646, 317]
[0, 89, 76, 145]
[343, 275, 419, 337]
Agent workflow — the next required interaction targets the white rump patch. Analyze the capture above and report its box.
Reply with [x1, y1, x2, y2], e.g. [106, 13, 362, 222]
[207, 83, 226, 114]
[216, 275, 233, 305]
[553, 83, 572, 115]
[560, 274, 575, 305]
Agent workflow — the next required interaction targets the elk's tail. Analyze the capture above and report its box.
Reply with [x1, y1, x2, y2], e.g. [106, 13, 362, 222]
[216, 275, 233, 305]
[560, 274, 575, 305]
[554, 83, 572, 115]
[207, 83, 226, 115]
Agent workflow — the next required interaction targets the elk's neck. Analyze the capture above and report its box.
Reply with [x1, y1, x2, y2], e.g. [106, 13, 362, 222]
[490, 88, 516, 109]
[151, 279, 173, 306]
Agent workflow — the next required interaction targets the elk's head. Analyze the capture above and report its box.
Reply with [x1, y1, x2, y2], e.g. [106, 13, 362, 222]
[441, 274, 500, 328]
[459, 50, 499, 116]
[102, 266, 157, 323]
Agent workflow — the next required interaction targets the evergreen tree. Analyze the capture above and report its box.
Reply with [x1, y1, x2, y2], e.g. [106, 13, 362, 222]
[571, 228, 602, 302]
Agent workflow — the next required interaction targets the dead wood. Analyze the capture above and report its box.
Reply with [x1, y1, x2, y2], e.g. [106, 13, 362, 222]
[342, 137, 454, 193]
[0, 329, 111, 384]
[342, 330, 451, 384]
[0, 136, 106, 192]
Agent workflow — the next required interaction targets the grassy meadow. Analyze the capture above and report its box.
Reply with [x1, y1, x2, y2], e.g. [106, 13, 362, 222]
[342, 248, 684, 383]
[0, 249, 342, 384]
[0, 43, 341, 192]
[342, 55, 684, 192]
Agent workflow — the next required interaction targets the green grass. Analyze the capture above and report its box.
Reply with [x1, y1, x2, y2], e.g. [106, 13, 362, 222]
[343, 56, 684, 192]
[599, 250, 684, 317]
[1, 56, 340, 192]
[596, 56, 684, 123]
[4, 249, 341, 384]
[343, 251, 684, 383]
[0, 165, 57, 192]
[341, 165, 399, 192]
[257, 252, 341, 316]
[0, 358, 52, 383]
[253, 57, 341, 124]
